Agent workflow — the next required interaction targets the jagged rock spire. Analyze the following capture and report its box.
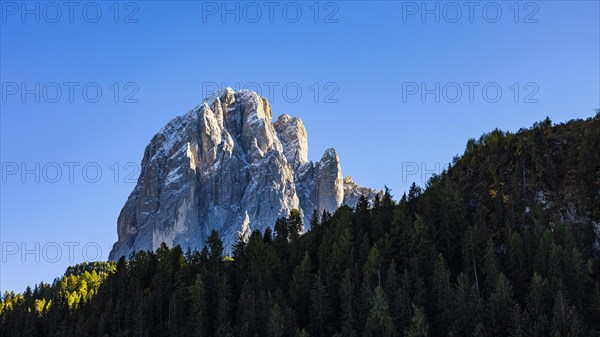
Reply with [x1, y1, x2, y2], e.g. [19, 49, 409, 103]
[109, 89, 379, 260]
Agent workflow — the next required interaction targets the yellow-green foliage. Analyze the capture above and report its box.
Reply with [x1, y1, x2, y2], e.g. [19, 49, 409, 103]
[0, 262, 115, 315]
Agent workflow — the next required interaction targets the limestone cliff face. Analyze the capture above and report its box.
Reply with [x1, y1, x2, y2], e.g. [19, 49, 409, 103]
[109, 89, 378, 260]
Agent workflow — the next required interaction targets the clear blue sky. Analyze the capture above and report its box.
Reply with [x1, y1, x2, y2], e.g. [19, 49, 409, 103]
[1, 1, 598, 293]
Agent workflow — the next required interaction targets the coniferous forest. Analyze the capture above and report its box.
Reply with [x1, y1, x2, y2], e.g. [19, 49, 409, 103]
[2, 114, 600, 337]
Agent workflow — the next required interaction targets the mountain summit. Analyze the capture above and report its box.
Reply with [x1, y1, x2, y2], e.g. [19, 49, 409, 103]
[109, 89, 378, 260]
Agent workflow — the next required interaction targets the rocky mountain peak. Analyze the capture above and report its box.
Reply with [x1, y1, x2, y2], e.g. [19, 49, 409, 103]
[273, 113, 309, 169]
[109, 89, 378, 260]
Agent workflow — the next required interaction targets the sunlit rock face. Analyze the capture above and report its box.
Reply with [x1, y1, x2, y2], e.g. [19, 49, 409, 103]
[109, 89, 378, 260]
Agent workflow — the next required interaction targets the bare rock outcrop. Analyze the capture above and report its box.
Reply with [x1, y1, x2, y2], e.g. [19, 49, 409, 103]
[109, 89, 377, 260]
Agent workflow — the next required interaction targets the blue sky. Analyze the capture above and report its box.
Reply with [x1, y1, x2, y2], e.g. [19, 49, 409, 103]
[1, 1, 598, 293]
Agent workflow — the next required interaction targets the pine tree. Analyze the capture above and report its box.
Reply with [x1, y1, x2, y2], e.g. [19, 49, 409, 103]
[289, 251, 312, 328]
[527, 273, 548, 316]
[507, 231, 529, 301]
[275, 217, 290, 242]
[288, 209, 304, 242]
[403, 303, 428, 337]
[409, 215, 433, 280]
[462, 222, 487, 300]
[552, 285, 583, 337]
[383, 261, 399, 307]
[339, 268, 355, 337]
[487, 273, 516, 337]
[354, 195, 370, 233]
[310, 209, 320, 230]
[207, 229, 224, 265]
[451, 273, 477, 336]
[236, 280, 256, 337]
[432, 253, 451, 335]
[268, 303, 285, 337]
[510, 303, 528, 337]
[483, 238, 500, 297]
[364, 286, 395, 337]
[188, 274, 205, 337]
[296, 328, 310, 337]
[392, 269, 413, 335]
[309, 272, 332, 337]
[263, 227, 273, 243]
[356, 267, 372, 336]
[215, 273, 232, 336]
[363, 244, 382, 288]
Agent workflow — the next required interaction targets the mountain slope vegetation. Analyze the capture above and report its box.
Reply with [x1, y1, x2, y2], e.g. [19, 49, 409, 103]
[2, 114, 599, 337]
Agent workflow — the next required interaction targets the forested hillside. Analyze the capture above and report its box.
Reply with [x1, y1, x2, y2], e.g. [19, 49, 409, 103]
[2, 114, 599, 337]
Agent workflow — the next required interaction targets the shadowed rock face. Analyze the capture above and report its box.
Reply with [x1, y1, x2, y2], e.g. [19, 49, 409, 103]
[109, 89, 378, 260]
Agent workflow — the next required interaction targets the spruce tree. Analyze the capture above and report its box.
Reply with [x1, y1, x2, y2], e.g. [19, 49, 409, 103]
[364, 286, 395, 337]
[403, 303, 428, 337]
[188, 274, 205, 337]
[339, 268, 356, 337]
[289, 252, 312, 328]
[487, 273, 516, 337]
[432, 253, 451, 335]
[309, 272, 332, 337]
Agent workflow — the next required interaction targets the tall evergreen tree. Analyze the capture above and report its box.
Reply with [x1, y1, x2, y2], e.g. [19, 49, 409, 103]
[432, 253, 452, 335]
[364, 286, 395, 337]
[289, 251, 312, 328]
[487, 273, 516, 337]
[236, 280, 256, 337]
[309, 272, 332, 337]
[339, 268, 356, 337]
[188, 274, 205, 337]
[404, 303, 428, 337]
